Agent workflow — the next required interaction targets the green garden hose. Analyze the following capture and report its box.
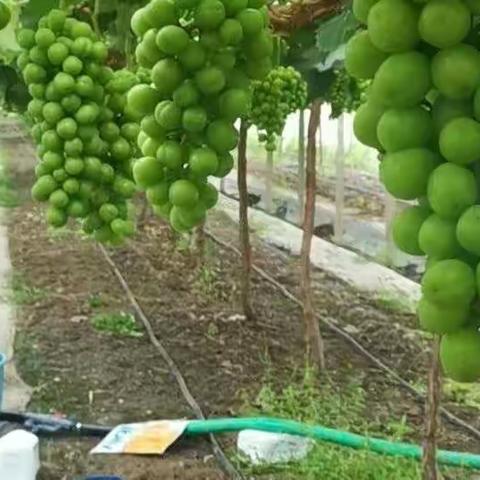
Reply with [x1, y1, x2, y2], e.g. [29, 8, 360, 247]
[185, 417, 480, 469]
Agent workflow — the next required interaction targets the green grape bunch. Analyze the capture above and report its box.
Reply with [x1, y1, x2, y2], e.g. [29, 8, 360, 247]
[16, 10, 140, 244]
[347, 0, 480, 383]
[128, 0, 273, 233]
[327, 66, 368, 119]
[250, 65, 308, 151]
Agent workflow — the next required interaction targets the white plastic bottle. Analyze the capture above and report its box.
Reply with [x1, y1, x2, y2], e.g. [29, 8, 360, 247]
[0, 430, 40, 480]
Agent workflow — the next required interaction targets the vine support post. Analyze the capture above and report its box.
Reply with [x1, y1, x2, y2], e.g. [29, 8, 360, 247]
[317, 107, 323, 177]
[298, 109, 306, 223]
[422, 336, 442, 480]
[333, 114, 345, 244]
[265, 149, 274, 213]
[300, 99, 325, 371]
[237, 120, 254, 320]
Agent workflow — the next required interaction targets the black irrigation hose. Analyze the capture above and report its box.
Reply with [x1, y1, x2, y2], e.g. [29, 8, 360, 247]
[98, 244, 245, 480]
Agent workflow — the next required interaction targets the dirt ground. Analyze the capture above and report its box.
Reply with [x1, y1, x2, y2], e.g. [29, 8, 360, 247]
[4, 140, 480, 479]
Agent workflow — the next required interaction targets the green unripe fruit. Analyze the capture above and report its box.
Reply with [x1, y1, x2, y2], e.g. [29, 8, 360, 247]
[156, 25, 190, 55]
[353, 0, 379, 23]
[195, 0, 226, 30]
[427, 163, 477, 219]
[236, 8, 263, 37]
[169, 179, 199, 207]
[367, 0, 419, 53]
[46, 207, 68, 228]
[456, 206, 480, 256]
[419, 0, 470, 49]
[418, 297, 469, 334]
[353, 101, 385, 149]
[189, 147, 219, 176]
[157, 141, 185, 170]
[219, 19, 243, 45]
[345, 31, 387, 79]
[372, 52, 431, 107]
[377, 107, 433, 152]
[440, 328, 480, 382]
[419, 214, 461, 259]
[391, 206, 429, 255]
[182, 106, 208, 132]
[32, 175, 57, 201]
[381, 148, 438, 200]
[422, 259, 476, 306]
[439, 117, 480, 166]
[195, 66, 226, 95]
[133, 157, 164, 189]
[432, 44, 480, 100]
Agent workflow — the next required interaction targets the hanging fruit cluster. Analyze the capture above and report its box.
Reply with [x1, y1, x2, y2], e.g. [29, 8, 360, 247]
[249, 65, 307, 151]
[327, 66, 368, 119]
[17, 10, 141, 244]
[129, 0, 272, 232]
[347, 0, 480, 382]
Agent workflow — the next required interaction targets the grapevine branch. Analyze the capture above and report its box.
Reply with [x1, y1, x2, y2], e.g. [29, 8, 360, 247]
[204, 231, 480, 442]
[268, 0, 342, 34]
[98, 244, 244, 480]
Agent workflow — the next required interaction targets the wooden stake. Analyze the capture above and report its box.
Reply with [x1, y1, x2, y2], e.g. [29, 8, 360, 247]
[300, 100, 325, 370]
[422, 336, 442, 480]
[333, 114, 345, 244]
[237, 120, 254, 320]
[298, 109, 306, 223]
[265, 149, 274, 213]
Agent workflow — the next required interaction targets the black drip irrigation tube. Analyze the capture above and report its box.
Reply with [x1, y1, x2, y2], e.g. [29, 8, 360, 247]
[2, 411, 480, 469]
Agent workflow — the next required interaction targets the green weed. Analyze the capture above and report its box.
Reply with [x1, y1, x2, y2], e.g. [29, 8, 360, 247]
[236, 371, 470, 479]
[8, 272, 47, 305]
[88, 293, 104, 309]
[91, 311, 143, 337]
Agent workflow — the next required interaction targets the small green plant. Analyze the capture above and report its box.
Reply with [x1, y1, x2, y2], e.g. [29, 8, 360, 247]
[8, 272, 46, 305]
[91, 312, 143, 337]
[195, 264, 218, 297]
[236, 371, 468, 479]
[88, 293, 104, 309]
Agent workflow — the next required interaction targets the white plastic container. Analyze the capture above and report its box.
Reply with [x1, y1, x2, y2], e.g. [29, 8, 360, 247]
[0, 430, 40, 480]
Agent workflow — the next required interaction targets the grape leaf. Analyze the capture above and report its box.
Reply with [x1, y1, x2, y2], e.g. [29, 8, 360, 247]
[20, 0, 59, 28]
[315, 8, 359, 64]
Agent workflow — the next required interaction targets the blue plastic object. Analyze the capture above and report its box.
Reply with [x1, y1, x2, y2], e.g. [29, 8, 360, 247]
[0, 353, 6, 408]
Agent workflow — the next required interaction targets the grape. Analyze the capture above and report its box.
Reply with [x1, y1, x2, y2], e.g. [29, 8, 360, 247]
[327, 67, 369, 119]
[129, 0, 273, 232]
[249, 66, 307, 150]
[347, 0, 480, 382]
[18, 15, 141, 244]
